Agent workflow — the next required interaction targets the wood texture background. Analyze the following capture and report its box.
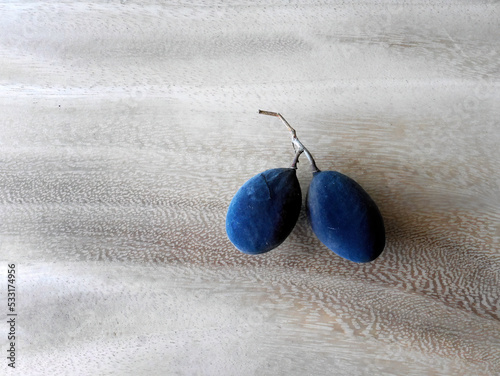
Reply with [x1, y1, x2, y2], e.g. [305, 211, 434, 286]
[1, 1, 499, 375]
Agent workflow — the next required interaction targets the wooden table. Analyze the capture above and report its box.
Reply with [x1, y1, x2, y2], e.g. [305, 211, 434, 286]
[1, 1, 499, 375]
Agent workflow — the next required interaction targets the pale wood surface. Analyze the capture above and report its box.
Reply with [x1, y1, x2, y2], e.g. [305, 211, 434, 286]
[1, 1, 500, 375]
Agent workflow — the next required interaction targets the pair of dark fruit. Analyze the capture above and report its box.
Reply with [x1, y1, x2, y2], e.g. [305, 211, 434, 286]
[226, 111, 385, 263]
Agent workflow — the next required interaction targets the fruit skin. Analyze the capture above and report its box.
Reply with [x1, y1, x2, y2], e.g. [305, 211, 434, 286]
[226, 168, 302, 255]
[306, 171, 385, 263]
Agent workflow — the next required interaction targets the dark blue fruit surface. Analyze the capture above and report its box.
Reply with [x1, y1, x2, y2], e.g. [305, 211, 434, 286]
[226, 168, 302, 255]
[306, 171, 385, 263]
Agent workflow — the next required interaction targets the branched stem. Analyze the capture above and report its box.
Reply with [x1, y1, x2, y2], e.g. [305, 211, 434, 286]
[290, 148, 303, 169]
[258, 110, 319, 172]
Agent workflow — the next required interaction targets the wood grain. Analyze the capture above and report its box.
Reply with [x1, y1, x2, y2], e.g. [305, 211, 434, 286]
[0, 1, 499, 375]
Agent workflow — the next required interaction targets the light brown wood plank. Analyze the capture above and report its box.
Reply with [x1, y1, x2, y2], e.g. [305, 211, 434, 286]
[0, 1, 499, 375]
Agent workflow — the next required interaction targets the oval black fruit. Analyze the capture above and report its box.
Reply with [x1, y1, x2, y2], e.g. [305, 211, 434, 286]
[226, 168, 302, 255]
[306, 171, 385, 263]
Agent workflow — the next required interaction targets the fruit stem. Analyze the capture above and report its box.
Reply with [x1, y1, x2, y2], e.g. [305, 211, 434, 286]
[290, 148, 303, 169]
[258, 110, 320, 172]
